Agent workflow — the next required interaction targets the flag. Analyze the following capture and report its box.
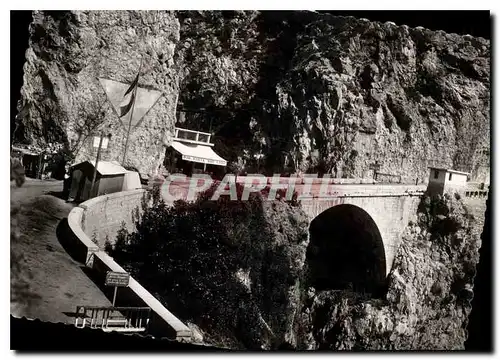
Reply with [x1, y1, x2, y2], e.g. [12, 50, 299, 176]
[119, 73, 139, 118]
[98, 77, 163, 129]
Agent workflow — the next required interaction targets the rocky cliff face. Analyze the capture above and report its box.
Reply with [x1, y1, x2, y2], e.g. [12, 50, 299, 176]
[176, 11, 490, 181]
[15, 11, 489, 180]
[16, 11, 180, 174]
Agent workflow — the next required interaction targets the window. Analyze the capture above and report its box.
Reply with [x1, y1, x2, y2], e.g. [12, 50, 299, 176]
[449, 173, 452, 181]
[434, 170, 439, 179]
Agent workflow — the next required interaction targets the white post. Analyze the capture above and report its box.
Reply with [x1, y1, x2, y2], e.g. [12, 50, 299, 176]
[112, 286, 117, 307]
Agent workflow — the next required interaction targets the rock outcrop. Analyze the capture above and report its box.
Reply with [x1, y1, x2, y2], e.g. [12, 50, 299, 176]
[16, 11, 180, 174]
[15, 11, 490, 180]
[176, 11, 490, 182]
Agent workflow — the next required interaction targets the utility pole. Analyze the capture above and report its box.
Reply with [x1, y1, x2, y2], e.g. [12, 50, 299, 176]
[112, 286, 118, 307]
[90, 132, 104, 198]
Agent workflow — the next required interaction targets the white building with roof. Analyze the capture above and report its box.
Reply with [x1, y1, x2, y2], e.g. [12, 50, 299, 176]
[427, 167, 470, 196]
[68, 160, 141, 201]
[163, 127, 228, 178]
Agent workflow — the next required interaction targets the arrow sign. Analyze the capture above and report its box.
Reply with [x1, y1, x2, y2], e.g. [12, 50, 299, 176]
[99, 78, 163, 130]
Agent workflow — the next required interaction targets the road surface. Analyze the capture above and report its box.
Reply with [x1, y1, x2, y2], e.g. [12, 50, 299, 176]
[11, 178, 114, 325]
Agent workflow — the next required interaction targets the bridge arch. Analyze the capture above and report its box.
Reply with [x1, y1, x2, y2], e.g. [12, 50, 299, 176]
[306, 204, 387, 296]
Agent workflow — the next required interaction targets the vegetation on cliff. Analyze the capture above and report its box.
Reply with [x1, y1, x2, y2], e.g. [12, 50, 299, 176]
[106, 184, 308, 349]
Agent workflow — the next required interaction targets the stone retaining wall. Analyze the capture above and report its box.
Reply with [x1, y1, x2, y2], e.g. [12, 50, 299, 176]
[66, 190, 192, 342]
[80, 189, 146, 248]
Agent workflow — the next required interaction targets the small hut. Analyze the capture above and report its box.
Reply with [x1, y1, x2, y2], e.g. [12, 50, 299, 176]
[11, 145, 43, 178]
[427, 167, 470, 195]
[68, 160, 130, 202]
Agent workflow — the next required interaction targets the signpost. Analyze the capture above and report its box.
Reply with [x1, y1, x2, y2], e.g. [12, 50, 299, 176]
[90, 132, 105, 198]
[105, 271, 130, 307]
[93, 135, 109, 150]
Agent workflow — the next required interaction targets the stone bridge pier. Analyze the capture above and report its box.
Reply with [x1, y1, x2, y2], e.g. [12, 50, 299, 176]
[299, 184, 425, 295]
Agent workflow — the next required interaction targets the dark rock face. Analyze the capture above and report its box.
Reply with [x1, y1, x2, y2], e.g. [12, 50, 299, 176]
[15, 11, 489, 180]
[176, 11, 490, 181]
[465, 192, 492, 351]
[306, 204, 387, 295]
[16, 11, 180, 174]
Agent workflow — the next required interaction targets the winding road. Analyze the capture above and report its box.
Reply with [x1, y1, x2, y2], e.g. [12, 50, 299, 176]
[10, 179, 113, 325]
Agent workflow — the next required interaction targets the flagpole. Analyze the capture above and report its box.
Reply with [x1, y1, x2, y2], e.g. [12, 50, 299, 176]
[122, 57, 143, 166]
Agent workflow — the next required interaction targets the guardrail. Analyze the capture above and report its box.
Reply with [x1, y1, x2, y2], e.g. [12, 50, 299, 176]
[67, 190, 193, 342]
[465, 190, 489, 198]
[75, 306, 151, 333]
[374, 172, 402, 183]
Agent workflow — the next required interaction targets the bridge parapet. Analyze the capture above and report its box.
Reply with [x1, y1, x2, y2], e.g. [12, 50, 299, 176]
[296, 184, 426, 200]
[67, 190, 193, 342]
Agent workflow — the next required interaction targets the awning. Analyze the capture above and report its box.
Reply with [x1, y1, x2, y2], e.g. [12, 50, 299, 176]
[170, 141, 227, 167]
[11, 146, 40, 156]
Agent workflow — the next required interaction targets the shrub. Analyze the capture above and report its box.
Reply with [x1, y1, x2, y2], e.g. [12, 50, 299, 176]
[107, 181, 305, 349]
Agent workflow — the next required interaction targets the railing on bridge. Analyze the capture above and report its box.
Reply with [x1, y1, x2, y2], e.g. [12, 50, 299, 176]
[74, 306, 151, 333]
[464, 182, 489, 199]
[174, 127, 212, 146]
[465, 190, 489, 199]
[467, 182, 489, 191]
[374, 172, 402, 184]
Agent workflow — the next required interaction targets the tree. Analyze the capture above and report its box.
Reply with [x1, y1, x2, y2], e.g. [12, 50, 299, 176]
[68, 96, 108, 158]
[10, 157, 25, 187]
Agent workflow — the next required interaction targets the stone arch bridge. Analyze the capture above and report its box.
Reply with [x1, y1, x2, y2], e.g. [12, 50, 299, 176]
[163, 177, 427, 295]
[87, 178, 427, 298]
[298, 184, 426, 295]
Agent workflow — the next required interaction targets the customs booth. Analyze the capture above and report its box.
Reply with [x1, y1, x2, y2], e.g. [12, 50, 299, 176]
[68, 161, 129, 202]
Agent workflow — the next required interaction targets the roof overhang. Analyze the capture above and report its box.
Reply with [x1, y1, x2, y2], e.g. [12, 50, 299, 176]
[71, 160, 128, 176]
[428, 167, 470, 176]
[170, 141, 227, 167]
[11, 146, 40, 156]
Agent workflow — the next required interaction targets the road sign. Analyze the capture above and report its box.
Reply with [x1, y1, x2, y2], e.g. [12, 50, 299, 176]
[105, 271, 130, 287]
[93, 136, 109, 149]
